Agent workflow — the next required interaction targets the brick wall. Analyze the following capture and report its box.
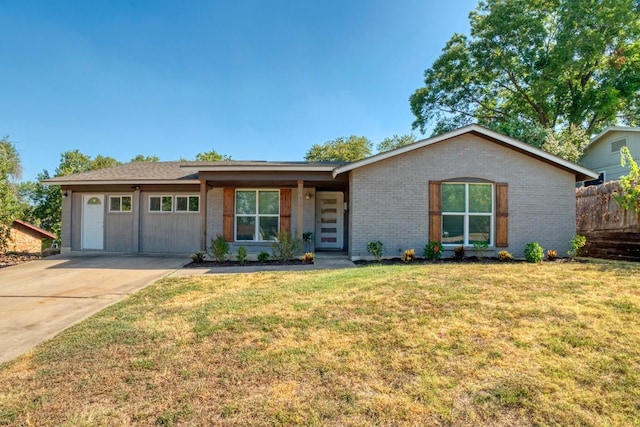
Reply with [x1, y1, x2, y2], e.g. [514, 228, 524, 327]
[349, 134, 577, 259]
[7, 224, 44, 253]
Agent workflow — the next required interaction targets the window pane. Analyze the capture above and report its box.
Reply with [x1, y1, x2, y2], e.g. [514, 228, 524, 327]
[188, 196, 199, 212]
[469, 184, 492, 213]
[259, 217, 278, 240]
[122, 196, 132, 212]
[236, 216, 255, 240]
[176, 197, 188, 211]
[469, 216, 491, 244]
[442, 215, 464, 244]
[236, 191, 256, 215]
[442, 184, 465, 212]
[150, 197, 160, 211]
[110, 197, 121, 211]
[259, 191, 279, 215]
[162, 196, 172, 212]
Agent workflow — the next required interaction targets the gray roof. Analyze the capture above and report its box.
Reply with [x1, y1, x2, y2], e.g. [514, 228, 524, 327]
[42, 160, 347, 185]
[43, 161, 198, 183]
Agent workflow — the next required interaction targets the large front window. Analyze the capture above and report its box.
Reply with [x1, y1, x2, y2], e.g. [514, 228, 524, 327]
[235, 190, 279, 241]
[442, 183, 493, 246]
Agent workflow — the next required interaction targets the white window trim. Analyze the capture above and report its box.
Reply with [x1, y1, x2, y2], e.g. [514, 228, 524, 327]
[148, 195, 173, 213]
[108, 195, 132, 213]
[175, 195, 200, 213]
[234, 189, 280, 242]
[441, 183, 494, 247]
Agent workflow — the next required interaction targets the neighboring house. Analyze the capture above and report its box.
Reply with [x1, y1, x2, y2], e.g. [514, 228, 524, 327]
[580, 126, 640, 185]
[43, 125, 597, 259]
[6, 220, 57, 254]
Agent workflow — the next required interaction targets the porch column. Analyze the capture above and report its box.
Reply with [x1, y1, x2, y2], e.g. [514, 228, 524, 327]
[297, 180, 304, 240]
[200, 179, 208, 251]
[132, 187, 141, 252]
[60, 188, 72, 253]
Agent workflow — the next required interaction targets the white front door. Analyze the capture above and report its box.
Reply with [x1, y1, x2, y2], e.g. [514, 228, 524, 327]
[82, 195, 104, 250]
[315, 192, 344, 250]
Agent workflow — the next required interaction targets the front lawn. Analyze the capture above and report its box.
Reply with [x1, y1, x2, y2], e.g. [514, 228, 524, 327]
[1, 262, 639, 426]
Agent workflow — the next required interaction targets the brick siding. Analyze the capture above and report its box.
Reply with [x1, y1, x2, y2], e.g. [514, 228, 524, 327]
[349, 134, 576, 259]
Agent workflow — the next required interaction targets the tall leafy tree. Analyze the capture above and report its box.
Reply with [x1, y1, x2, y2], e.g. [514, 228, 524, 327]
[304, 136, 373, 162]
[130, 154, 160, 162]
[376, 134, 416, 153]
[0, 136, 22, 250]
[195, 149, 232, 161]
[410, 0, 640, 149]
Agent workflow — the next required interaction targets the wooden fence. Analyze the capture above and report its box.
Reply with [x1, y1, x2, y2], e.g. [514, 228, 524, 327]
[576, 182, 640, 261]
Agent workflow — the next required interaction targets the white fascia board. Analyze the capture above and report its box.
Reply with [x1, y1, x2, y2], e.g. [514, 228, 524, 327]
[332, 124, 599, 179]
[181, 165, 337, 173]
[588, 126, 640, 146]
[40, 179, 201, 186]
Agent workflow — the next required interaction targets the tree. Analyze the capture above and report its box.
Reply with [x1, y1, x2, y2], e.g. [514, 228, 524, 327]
[304, 136, 372, 162]
[540, 125, 589, 162]
[376, 134, 416, 153]
[21, 150, 122, 240]
[613, 146, 640, 216]
[91, 155, 121, 170]
[410, 0, 640, 149]
[0, 136, 22, 250]
[130, 154, 160, 162]
[195, 149, 232, 161]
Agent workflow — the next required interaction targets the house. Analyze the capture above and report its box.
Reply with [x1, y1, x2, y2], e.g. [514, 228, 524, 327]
[580, 126, 640, 185]
[43, 125, 597, 259]
[6, 220, 57, 254]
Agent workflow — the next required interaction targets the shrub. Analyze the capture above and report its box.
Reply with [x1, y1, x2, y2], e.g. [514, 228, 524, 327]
[401, 249, 416, 263]
[546, 249, 557, 261]
[236, 246, 248, 264]
[367, 241, 384, 262]
[473, 240, 489, 260]
[190, 251, 206, 263]
[453, 245, 465, 260]
[524, 242, 544, 263]
[270, 231, 301, 262]
[498, 250, 513, 261]
[423, 241, 443, 260]
[257, 251, 270, 263]
[568, 234, 587, 257]
[301, 252, 314, 263]
[210, 235, 229, 262]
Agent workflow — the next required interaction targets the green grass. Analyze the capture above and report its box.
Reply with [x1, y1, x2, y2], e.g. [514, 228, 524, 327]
[1, 262, 640, 426]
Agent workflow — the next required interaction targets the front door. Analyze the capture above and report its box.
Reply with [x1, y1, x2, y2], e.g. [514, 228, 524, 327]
[315, 192, 344, 250]
[82, 195, 104, 250]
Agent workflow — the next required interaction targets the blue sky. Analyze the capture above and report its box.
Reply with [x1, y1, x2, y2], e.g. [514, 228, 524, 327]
[1, 0, 477, 181]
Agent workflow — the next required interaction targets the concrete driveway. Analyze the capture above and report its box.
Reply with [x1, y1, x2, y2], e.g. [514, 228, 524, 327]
[0, 254, 186, 364]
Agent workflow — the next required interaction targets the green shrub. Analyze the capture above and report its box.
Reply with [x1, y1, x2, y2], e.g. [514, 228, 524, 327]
[524, 242, 544, 263]
[498, 250, 513, 261]
[210, 235, 229, 262]
[257, 251, 270, 263]
[270, 231, 301, 262]
[190, 251, 206, 263]
[473, 240, 489, 260]
[423, 241, 443, 260]
[367, 241, 384, 261]
[568, 234, 587, 257]
[236, 246, 248, 264]
[453, 245, 465, 260]
[401, 249, 416, 263]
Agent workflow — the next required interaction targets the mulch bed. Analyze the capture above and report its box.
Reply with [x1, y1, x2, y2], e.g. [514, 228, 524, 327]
[185, 259, 314, 268]
[353, 256, 570, 266]
[0, 253, 42, 269]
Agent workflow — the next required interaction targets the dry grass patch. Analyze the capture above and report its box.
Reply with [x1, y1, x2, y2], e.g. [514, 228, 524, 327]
[1, 262, 640, 425]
